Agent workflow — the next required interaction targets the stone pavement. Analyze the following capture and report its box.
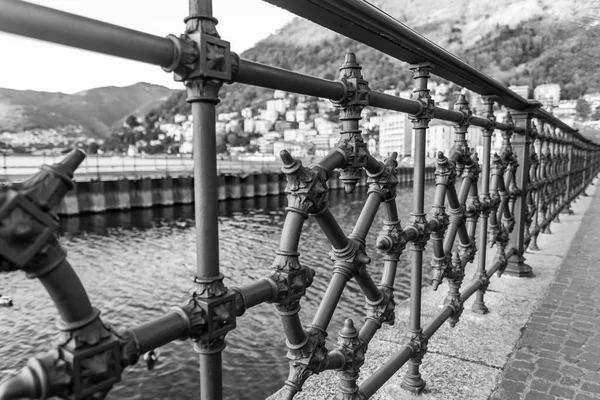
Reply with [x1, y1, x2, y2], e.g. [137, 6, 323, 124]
[490, 188, 600, 400]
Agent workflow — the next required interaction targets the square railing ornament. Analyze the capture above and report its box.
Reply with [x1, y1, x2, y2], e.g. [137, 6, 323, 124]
[0, 190, 58, 268]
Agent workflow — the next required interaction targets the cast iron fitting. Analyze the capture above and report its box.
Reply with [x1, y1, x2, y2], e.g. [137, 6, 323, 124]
[434, 151, 456, 187]
[465, 196, 481, 220]
[267, 256, 315, 309]
[458, 240, 477, 264]
[366, 153, 398, 201]
[478, 193, 492, 216]
[284, 329, 329, 397]
[280, 150, 329, 214]
[447, 297, 464, 328]
[406, 331, 428, 358]
[453, 93, 473, 130]
[18, 149, 84, 212]
[171, 16, 232, 85]
[0, 317, 123, 400]
[430, 254, 450, 290]
[331, 53, 370, 112]
[428, 206, 449, 234]
[365, 287, 396, 326]
[330, 239, 371, 273]
[161, 34, 198, 78]
[334, 319, 366, 371]
[482, 95, 498, 128]
[331, 134, 369, 194]
[375, 221, 407, 259]
[185, 275, 237, 347]
[503, 215, 516, 234]
[448, 206, 465, 227]
[473, 271, 490, 292]
[406, 213, 431, 247]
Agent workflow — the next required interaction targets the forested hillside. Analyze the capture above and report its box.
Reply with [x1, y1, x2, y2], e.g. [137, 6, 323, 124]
[145, 0, 600, 118]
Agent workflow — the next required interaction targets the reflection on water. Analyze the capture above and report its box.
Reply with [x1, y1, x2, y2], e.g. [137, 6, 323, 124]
[1, 185, 435, 400]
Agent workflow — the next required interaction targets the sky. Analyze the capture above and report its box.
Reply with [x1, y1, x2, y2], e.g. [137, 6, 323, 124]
[0, 0, 295, 93]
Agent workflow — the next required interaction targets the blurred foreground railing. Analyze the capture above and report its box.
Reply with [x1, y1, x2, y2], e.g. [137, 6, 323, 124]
[1, 0, 599, 399]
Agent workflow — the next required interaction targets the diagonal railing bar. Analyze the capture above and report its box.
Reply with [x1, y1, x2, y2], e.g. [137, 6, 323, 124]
[1, 1, 600, 400]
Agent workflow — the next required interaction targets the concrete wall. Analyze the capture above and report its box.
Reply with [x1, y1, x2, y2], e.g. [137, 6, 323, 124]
[55, 167, 435, 216]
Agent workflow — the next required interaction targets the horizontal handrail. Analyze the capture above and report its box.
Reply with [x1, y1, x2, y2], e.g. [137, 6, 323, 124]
[0, 0, 175, 67]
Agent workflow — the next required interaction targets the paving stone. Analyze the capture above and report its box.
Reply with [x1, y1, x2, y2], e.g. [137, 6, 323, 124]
[581, 382, 600, 395]
[575, 394, 598, 400]
[578, 361, 600, 372]
[548, 385, 574, 399]
[512, 360, 535, 371]
[559, 376, 580, 386]
[530, 379, 552, 392]
[537, 358, 561, 370]
[505, 367, 530, 382]
[524, 391, 555, 400]
[559, 365, 585, 378]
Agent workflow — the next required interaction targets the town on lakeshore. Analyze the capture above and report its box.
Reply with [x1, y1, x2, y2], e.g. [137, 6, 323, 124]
[1, 83, 600, 165]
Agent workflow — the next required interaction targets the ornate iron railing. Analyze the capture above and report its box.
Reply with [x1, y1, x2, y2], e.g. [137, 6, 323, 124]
[1, 0, 599, 399]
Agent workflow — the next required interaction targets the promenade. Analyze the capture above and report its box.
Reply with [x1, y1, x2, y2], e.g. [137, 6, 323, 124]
[269, 177, 600, 400]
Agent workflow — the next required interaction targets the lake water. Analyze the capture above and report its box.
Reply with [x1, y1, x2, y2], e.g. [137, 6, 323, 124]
[0, 185, 435, 399]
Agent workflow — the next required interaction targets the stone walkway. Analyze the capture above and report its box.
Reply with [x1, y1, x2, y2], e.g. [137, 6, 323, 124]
[490, 188, 600, 400]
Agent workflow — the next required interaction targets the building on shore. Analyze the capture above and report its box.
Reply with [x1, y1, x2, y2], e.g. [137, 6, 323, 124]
[534, 84, 561, 108]
[379, 113, 411, 158]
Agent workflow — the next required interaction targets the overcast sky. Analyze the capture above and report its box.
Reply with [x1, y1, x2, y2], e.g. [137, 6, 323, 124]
[0, 0, 294, 93]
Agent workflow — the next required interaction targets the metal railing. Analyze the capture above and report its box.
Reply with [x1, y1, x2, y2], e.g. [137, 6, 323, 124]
[1, 0, 599, 399]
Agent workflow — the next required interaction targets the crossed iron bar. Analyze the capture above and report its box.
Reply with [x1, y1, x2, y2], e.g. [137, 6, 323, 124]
[1, 0, 600, 399]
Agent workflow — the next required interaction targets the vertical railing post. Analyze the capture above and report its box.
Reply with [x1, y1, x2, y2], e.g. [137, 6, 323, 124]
[562, 133, 575, 214]
[95, 153, 101, 180]
[172, 1, 236, 399]
[529, 119, 543, 251]
[472, 95, 495, 314]
[401, 62, 435, 394]
[2, 152, 7, 181]
[504, 103, 540, 277]
[582, 142, 590, 196]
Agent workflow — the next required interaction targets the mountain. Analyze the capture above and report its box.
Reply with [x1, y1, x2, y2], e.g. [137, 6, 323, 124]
[0, 82, 176, 138]
[222, 0, 598, 109]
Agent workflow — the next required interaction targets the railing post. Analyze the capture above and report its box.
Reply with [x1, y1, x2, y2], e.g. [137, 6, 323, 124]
[581, 142, 590, 196]
[504, 103, 540, 277]
[562, 133, 575, 214]
[172, 1, 236, 399]
[401, 62, 435, 394]
[472, 95, 495, 314]
[2, 152, 7, 181]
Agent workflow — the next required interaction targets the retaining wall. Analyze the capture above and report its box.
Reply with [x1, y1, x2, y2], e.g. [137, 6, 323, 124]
[54, 167, 435, 216]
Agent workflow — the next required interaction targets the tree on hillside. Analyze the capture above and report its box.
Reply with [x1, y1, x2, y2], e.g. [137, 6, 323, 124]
[576, 99, 591, 120]
[125, 115, 139, 128]
[591, 107, 600, 121]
